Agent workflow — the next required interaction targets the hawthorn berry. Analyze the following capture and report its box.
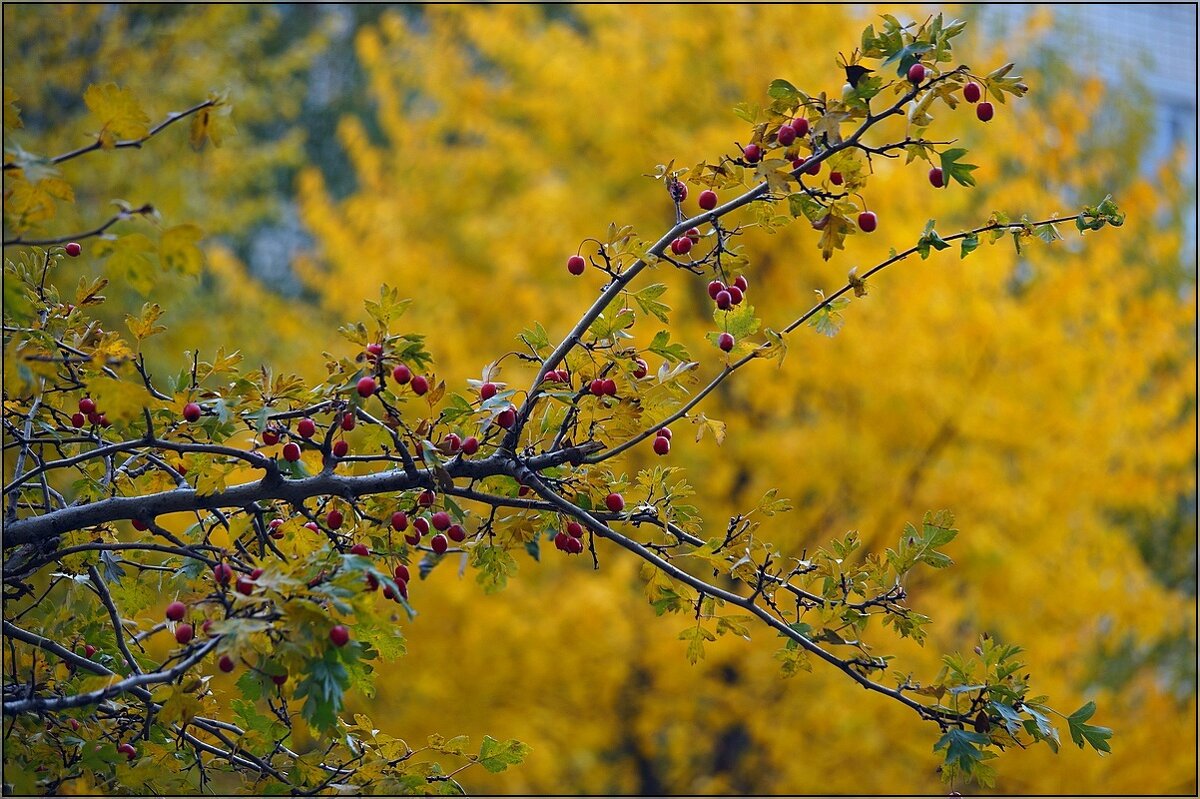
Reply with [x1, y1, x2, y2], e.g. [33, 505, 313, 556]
[632, 358, 649, 379]
[448, 524, 466, 542]
[213, 563, 233, 585]
[554, 531, 570, 551]
[686, 227, 700, 244]
[418, 490, 435, 507]
[776, 123, 797, 146]
[671, 237, 693, 255]
[98, 414, 111, 428]
[727, 285, 744, 305]
[329, 625, 350, 647]
[413, 516, 430, 535]
[394, 564, 411, 583]
[382, 584, 395, 600]
[304, 522, 320, 532]
[366, 342, 384, 358]
[83, 644, 96, 658]
[282, 442, 301, 462]
[269, 519, 285, 538]
[71, 412, 86, 428]
[117, 743, 137, 761]
[567, 521, 584, 538]
[350, 543, 370, 556]
[601, 378, 617, 396]
[432, 511, 451, 531]
[392, 364, 412, 384]
[567, 536, 584, 554]
[261, 428, 280, 445]
[976, 101, 994, 122]
[166, 601, 186, 622]
[79, 397, 96, 415]
[462, 436, 479, 455]
[606, 492, 625, 512]
[297, 418, 316, 438]
[929, 166, 945, 188]
[590, 379, 605, 396]
[658, 427, 673, 440]
[805, 160, 821, 176]
[653, 436, 671, 456]
[132, 518, 149, 531]
[431, 534, 449, 554]
[908, 62, 926, 83]
[341, 412, 356, 431]
[567, 255, 587, 275]
[332, 439, 349, 458]
[718, 332, 735, 352]
[236, 577, 254, 596]
[829, 171, 844, 186]
[480, 382, 498, 401]
[404, 531, 421, 545]
[356, 376, 376, 397]
[733, 274, 748, 293]
[444, 432, 462, 453]
[272, 672, 288, 686]
[87, 410, 102, 426]
[175, 623, 194, 645]
[183, 402, 202, 422]
[716, 290, 733, 310]
[250, 568, 264, 579]
[326, 509, 344, 530]
[858, 211, 878, 233]
[963, 81, 982, 103]
[743, 143, 762, 163]
[496, 407, 517, 428]
[698, 189, 718, 210]
[65, 242, 82, 257]
[792, 117, 810, 137]
[411, 375, 429, 396]
[707, 280, 726, 300]
[202, 619, 215, 635]
[391, 511, 409, 531]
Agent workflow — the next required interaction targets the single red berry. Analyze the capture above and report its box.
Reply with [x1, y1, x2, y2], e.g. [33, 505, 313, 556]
[413, 516, 430, 535]
[329, 625, 350, 647]
[175, 623, 194, 645]
[858, 211, 878, 233]
[326, 509, 344, 530]
[480, 382, 498, 401]
[567, 255, 587, 275]
[394, 564, 411, 582]
[632, 358, 649, 379]
[272, 672, 287, 686]
[554, 531, 570, 551]
[444, 432, 462, 453]
[71, 412, 86, 428]
[235, 577, 254, 596]
[707, 280, 725, 300]
[98, 414, 111, 428]
[658, 427, 673, 440]
[83, 644, 96, 658]
[68, 718, 80, 731]
[605, 492, 625, 513]
[396, 580, 408, 599]
[418, 490, 435, 507]
[166, 601, 186, 622]
[366, 342, 384, 357]
[686, 227, 700, 244]
[805, 160, 821, 176]
[776, 123, 797, 146]
[269, 518, 284, 537]
[349, 543, 370, 557]
[431, 511, 451, 531]
[297, 418, 316, 438]
[976, 102, 994, 122]
[716, 290, 733, 310]
[496, 407, 516, 428]
[732, 275, 748, 293]
[519, 484, 532, 497]
[567, 521, 584, 538]
[261, 428, 280, 445]
[671, 182, 687, 202]
[340, 412, 356, 431]
[601, 378, 617, 396]
[698, 189, 718, 211]
[792, 117, 810, 137]
[829, 171, 844, 186]
[653, 436, 671, 456]
[87, 410, 102, 426]
[383, 584, 395, 599]
[65, 242, 82, 257]
[183, 402, 202, 422]
[392, 364, 412, 384]
[963, 81, 982, 103]
[305, 521, 320, 532]
[670, 237, 692, 255]
[462, 436, 479, 455]
[404, 531, 421, 545]
[929, 166, 945, 188]
[332, 439, 349, 458]
[727, 285, 744, 305]
[411, 375, 429, 396]
[79, 397, 96, 415]
[356, 376, 377, 397]
[908, 62, 926, 84]
[448, 523, 466, 542]
[131, 518, 149, 531]
[203, 619, 215, 635]
[567, 536, 584, 554]
[718, 332, 735, 352]
[213, 563, 233, 585]
[589, 379, 605, 396]
[117, 742, 137, 760]
[250, 567, 264, 579]
[742, 143, 762, 163]
[391, 511, 409, 531]
[431, 534, 449, 554]
[282, 442, 301, 462]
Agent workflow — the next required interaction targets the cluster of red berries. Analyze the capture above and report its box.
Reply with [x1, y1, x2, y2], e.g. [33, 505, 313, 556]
[70, 396, 111, 429]
[589, 377, 618, 397]
[652, 426, 672, 456]
[390, 492, 466, 555]
[670, 227, 700, 256]
[553, 520, 585, 554]
[708, 273, 749, 311]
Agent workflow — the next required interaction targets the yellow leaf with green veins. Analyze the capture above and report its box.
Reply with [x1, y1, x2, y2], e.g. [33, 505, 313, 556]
[83, 83, 150, 148]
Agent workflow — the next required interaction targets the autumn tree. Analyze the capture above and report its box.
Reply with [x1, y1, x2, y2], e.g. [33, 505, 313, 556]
[4, 8, 1191, 795]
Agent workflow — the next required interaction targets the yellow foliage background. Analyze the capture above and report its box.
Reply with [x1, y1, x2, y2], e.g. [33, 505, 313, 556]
[4, 5, 1194, 793]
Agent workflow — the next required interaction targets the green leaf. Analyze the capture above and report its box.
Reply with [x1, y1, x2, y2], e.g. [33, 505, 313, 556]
[294, 649, 350, 733]
[714, 302, 760, 339]
[916, 219, 951, 260]
[767, 78, 800, 102]
[633, 283, 671, 324]
[519, 322, 550, 354]
[1067, 701, 1113, 754]
[990, 701, 1024, 735]
[476, 735, 531, 774]
[472, 545, 517, 594]
[882, 41, 934, 73]
[933, 727, 990, 773]
[939, 148, 978, 188]
[648, 330, 690, 363]
[960, 232, 980, 258]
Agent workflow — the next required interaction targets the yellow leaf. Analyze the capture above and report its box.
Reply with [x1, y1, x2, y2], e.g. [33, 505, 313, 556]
[93, 233, 156, 295]
[189, 98, 236, 150]
[3, 178, 57, 229]
[84, 375, 160, 422]
[38, 177, 75, 203]
[125, 302, 167, 341]
[3, 85, 21, 129]
[83, 83, 150, 149]
[160, 224, 205, 276]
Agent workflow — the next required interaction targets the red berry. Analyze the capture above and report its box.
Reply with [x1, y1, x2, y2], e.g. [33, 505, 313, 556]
[175, 623, 194, 645]
[326, 509, 344, 530]
[742, 143, 762, 163]
[305, 522, 320, 532]
[658, 427, 673, 440]
[213, 563, 232, 585]
[87, 410, 102, 426]
[349, 543, 370, 557]
[496, 407, 516, 428]
[653, 436, 671, 456]
[929, 166, 945, 188]
[79, 397, 96, 415]
[858, 211, 878, 233]
[605, 492, 625, 513]
[444, 432, 462, 453]
[250, 568, 264, 579]
[567, 255, 587, 275]
[382, 584, 395, 599]
[83, 644, 96, 658]
[392, 364, 412, 384]
[727, 285, 744, 305]
[907, 62, 926, 84]
[698, 189, 718, 210]
[431, 511, 451, 531]
[567, 521, 584, 538]
[98, 414, 111, 428]
[68, 718, 80, 731]
[272, 672, 287, 686]
[404, 531, 421, 545]
[707, 280, 725, 300]
[519, 485, 532, 497]
[236, 577, 254, 596]
[117, 742, 136, 760]
[716, 290, 732, 310]
[718, 332, 735, 352]
[166, 601, 186, 622]
[65, 242, 82, 257]
[394, 564, 410, 583]
[418, 490, 435, 507]
[356, 376, 377, 397]
[732, 275, 748, 292]
[411, 375, 429, 396]
[71, 412, 86, 428]
[829, 171, 844, 186]
[261, 428, 280, 445]
[448, 523, 466, 542]
[792, 117, 809, 137]
[391, 511, 409, 531]
[366, 342, 384, 357]
[329, 625, 350, 647]
[340, 412, 356, 431]
[203, 619, 215, 635]
[632, 358, 649, 379]
[431, 534, 449, 554]
[671, 182, 687, 202]
[462, 436, 479, 455]
[554, 531, 569, 551]
[480, 382, 497, 401]
[670, 237, 692, 255]
[183, 402, 202, 422]
[601, 379, 617, 396]
[282, 442, 301, 462]
[413, 516, 430, 535]
[332, 439, 349, 458]
[776, 124, 797, 146]
[590, 379, 605, 396]
[567, 536, 584, 554]
[976, 102, 994, 122]
[963, 81, 981, 103]
[131, 518, 149, 531]
[269, 519, 285, 538]
[686, 227, 700, 244]
[297, 418, 316, 438]
[805, 160, 821, 176]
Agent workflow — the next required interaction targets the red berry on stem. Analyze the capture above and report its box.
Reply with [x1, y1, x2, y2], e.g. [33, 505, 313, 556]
[282, 442, 301, 462]
[658, 427, 673, 440]
[554, 531, 570, 551]
[792, 117, 809, 137]
[413, 516, 430, 535]
[391, 511, 409, 531]
[829, 171, 844, 186]
[431, 511, 451, 531]
[601, 379, 617, 396]
[392, 364, 412, 384]
[79, 397, 96, 415]
[166, 601, 186, 622]
[732, 275, 748, 293]
[183, 402, 202, 422]
[71, 412, 86, 428]
[418, 490, 435, 507]
[929, 167, 945, 188]
[653, 436, 671, 456]
[236, 577, 254, 595]
[448, 523, 466, 542]
[567, 255, 586, 276]
[366, 342, 384, 357]
[589, 379, 605, 396]
[632, 358, 648, 379]
[261, 428, 280, 445]
[98, 414, 111, 428]
[65, 242, 82, 257]
[727, 285, 744, 305]
[718, 332, 735, 352]
[83, 644, 96, 658]
[326, 509, 344, 530]
[805, 160, 821, 176]
[131, 518, 149, 531]
[349, 543, 370, 557]
[305, 521, 320, 532]
[213, 563, 232, 585]
[496, 407, 516, 428]
[963, 81, 981, 103]
[394, 564, 411, 582]
[87, 410, 102, 425]
[356, 376, 376, 397]
[175, 623, 194, 645]
[976, 102, 994, 122]
[605, 492, 625, 513]
[462, 436, 479, 455]
[716, 290, 732, 310]
[250, 568, 264, 579]
[480, 382, 497, 401]
[118, 742, 137, 760]
[567, 536, 584, 554]
[567, 521, 584, 538]
[858, 211, 878, 233]
[742, 143, 762, 163]
[431, 534, 449, 554]
[329, 625, 350, 647]
[686, 227, 700, 244]
[776, 124, 796, 146]
[297, 418, 316, 438]
[411, 375, 429, 396]
[698, 189, 717, 211]
[907, 62, 926, 84]
[444, 432, 461, 453]
[341, 412, 356, 431]
[272, 672, 287, 686]
[707, 280, 725, 300]
[332, 439, 349, 458]
[404, 531, 421, 545]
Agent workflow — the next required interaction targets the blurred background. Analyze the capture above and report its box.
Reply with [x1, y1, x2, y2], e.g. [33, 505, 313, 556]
[4, 4, 1195, 793]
